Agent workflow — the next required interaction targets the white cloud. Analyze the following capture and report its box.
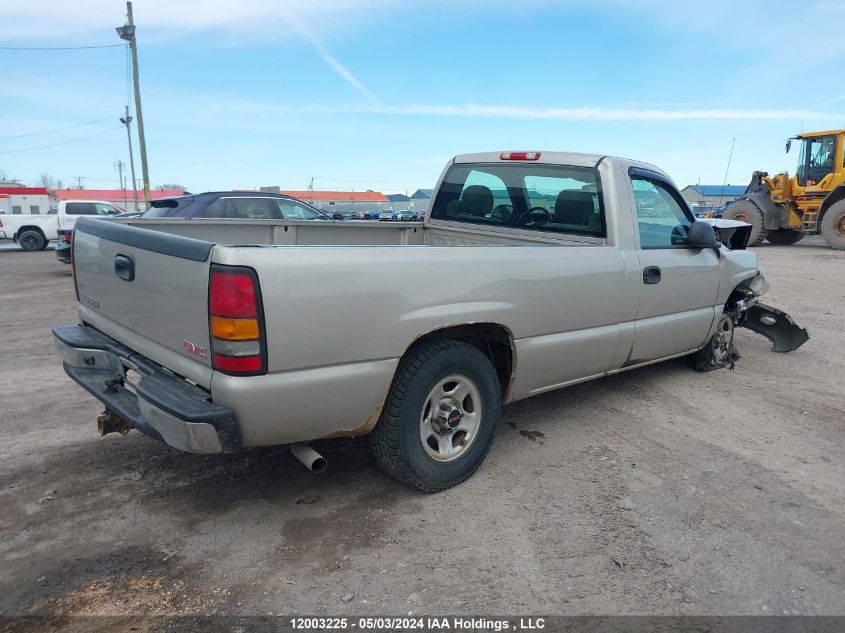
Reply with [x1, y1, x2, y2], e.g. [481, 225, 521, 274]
[293, 25, 379, 105]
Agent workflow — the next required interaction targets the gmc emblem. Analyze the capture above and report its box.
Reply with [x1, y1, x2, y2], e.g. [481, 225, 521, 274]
[182, 340, 208, 358]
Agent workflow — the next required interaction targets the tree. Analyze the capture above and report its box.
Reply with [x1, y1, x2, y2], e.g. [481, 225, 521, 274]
[0, 169, 23, 186]
[156, 183, 187, 191]
[40, 173, 56, 192]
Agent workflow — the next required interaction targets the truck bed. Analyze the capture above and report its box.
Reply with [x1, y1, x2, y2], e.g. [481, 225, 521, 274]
[117, 217, 608, 247]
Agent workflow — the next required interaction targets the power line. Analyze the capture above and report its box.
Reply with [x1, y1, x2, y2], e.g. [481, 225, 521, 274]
[0, 116, 115, 140]
[0, 44, 124, 50]
[0, 126, 123, 154]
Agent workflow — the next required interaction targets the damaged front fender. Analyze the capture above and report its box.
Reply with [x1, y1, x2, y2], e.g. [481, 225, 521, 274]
[740, 303, 809, 353]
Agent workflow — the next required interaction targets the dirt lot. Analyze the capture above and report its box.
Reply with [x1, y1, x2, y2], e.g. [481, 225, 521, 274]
[1, 239, 843, 622]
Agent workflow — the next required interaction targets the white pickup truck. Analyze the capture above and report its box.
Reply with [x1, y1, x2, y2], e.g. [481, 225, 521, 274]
[0, 199, 123, 251]
[53, 151, 808, 492]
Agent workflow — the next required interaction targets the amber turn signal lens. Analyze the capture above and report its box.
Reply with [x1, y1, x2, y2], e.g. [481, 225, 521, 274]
[210, 315, 259, 340]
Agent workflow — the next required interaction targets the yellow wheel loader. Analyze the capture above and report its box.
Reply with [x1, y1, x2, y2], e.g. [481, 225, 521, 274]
[723, 129, 845, 249]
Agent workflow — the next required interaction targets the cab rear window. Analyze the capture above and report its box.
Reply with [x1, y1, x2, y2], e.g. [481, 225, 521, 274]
[430, 163, 605, 237]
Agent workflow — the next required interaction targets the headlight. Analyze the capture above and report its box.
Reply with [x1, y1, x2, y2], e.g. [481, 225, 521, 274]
[748, 272, 770, 296]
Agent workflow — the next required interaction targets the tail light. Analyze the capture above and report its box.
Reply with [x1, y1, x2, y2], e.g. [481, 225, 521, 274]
[208, 265, 267, 376]
[500, 151, 541, 161]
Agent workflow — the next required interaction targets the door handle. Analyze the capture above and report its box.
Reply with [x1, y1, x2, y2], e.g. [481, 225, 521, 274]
[114, 253, 135, 282]
[643, 266, 661, 285]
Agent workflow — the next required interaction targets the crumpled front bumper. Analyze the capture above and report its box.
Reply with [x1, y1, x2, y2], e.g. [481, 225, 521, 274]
[53, 323, 240, 453]
[740, 303, 810, 353]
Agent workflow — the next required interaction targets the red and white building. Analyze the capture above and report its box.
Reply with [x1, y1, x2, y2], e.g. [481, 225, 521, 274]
[0, 187, 51, 215]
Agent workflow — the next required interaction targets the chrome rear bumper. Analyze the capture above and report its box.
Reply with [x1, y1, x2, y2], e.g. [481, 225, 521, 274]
[53, 323, 240, 453]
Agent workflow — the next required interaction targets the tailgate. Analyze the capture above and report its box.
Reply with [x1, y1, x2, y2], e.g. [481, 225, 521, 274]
[72, 217, 216, 388]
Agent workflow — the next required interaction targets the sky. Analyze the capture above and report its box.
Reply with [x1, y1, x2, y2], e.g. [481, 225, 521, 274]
[0, 0, 843, 195]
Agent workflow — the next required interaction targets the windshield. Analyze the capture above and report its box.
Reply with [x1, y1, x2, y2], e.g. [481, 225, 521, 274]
[430, 162, 605, 237]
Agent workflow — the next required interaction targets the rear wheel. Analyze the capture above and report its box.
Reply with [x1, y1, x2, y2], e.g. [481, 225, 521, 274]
[18, 230, 46, 252]
[766, 229, 804, 245]
[723, 200, 767, 246]
[370, 340, 501, 492]
[820, 200, 845, 250]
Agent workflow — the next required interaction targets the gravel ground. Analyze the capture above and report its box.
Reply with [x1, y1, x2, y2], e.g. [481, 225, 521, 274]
[0, 238, 843, 623]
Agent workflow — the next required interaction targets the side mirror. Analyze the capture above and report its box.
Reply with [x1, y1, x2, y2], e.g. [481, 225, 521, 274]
[687, 220, 719, 249]
[785, 139, 792, 153]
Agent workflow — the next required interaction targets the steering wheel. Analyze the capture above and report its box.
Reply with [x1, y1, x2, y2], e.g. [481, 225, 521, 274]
[516, 206, 553, 225]
[490, 204, 513, 222]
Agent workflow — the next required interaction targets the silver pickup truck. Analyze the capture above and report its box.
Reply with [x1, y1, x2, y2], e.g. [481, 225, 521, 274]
[54, 151, 808, 492]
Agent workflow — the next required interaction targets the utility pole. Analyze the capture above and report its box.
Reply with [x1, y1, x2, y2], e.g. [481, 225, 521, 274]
[74, 176, 85, 189]
[120, 106, 139, 210]
[114, 160, 126, 208]
[117, 1, 151, 207]
[308, 177, 315, 203]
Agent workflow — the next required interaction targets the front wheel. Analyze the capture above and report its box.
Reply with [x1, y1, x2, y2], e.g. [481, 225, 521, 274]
[820, 200, 845, 250]
[370, 340, 501, 492]
[692, 313, 738, 372]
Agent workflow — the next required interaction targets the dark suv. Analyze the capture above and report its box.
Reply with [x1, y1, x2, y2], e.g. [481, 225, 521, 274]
[142, 192, 332, 221]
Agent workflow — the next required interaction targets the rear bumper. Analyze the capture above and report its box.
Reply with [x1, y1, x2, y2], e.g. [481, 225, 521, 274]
[55, 243, 71, 264]
[53, 323, 239, 453]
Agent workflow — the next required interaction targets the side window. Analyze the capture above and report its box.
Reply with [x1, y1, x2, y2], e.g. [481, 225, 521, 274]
[273, 199, 321, 220]
[30, 205, 40, 214]
[631, 176, 694, 249]
[94, 203, 119, 216]
[808, 135, 836, 184]
[12, 205, 22, 214]
[229, 198, 277, 220]
[202, 199, 227, 218]
[65, 202, 96, 216]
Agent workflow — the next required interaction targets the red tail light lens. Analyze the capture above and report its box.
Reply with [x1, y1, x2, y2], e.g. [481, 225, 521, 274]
[212, 353, 263, 373]
[208, 266, 266, 376]
[210, 270, 257, 317]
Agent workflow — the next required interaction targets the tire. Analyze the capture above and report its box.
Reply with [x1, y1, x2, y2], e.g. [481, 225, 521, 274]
[370, 340, 501, 492]
[820, 200, 845, 250]
[692, 313, 738, 372]
[723, 199, 768, 246]
[766, 229, 804, 245]
[18, 230, 46, 252]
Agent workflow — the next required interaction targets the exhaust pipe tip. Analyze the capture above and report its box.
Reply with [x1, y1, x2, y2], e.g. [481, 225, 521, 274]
[290, 443, 327, 474]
